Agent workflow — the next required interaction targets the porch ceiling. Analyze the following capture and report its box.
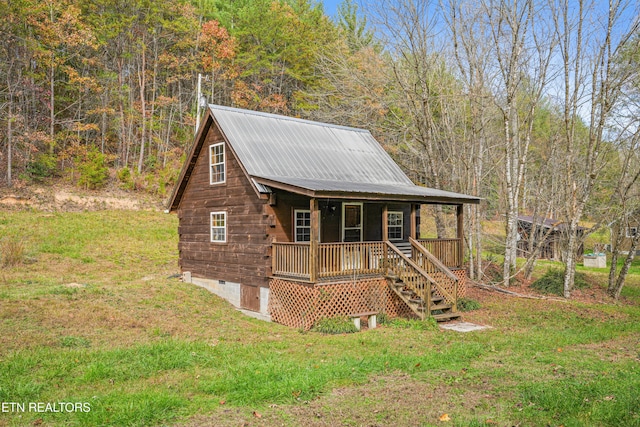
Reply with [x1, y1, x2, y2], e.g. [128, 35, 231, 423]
[253, 175, 481, 205]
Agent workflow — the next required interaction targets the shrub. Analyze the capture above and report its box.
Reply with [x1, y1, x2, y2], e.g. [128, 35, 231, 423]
[458, 297, 481, 312]
[311, 316, 358, 334]
[117, 167, 135, 191]
[377, 312, 390, 325]
[1, 237, 25, 267]
[25, 153, 57, 181]
[75, 148, 109, 190]
[531, 268, 589, 296]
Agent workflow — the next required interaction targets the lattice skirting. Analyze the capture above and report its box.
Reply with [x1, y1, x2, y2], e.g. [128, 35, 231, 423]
[268, 273, 464, 330]
[430, 269, 467, 301]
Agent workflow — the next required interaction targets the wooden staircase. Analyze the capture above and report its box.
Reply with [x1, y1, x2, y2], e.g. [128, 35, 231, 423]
[385, 240, 460, 322]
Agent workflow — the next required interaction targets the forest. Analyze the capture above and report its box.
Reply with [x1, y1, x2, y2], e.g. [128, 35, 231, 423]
[1, 0, 639, 298]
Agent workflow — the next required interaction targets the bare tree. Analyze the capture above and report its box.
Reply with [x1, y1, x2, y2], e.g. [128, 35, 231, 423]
[445, 0, 497, 280]
[606, 127, 640, 299]
[474, 0, 557, 286]
[551, 0, 639, 297]
[367, 0, 468, 238]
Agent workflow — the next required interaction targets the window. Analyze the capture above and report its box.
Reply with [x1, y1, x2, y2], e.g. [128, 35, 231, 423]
[387, 211, 403, 240]
[209, 142, 225, 184]
[210, 212, 227, 243]
[627, 227, 638, 238]
[295, 210, 311, 242]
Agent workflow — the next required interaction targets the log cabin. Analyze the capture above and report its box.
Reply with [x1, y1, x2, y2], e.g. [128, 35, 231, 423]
[168, 105, 481, 329]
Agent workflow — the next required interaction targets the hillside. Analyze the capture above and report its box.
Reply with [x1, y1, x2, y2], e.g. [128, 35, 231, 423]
[0, 181, 165, 212]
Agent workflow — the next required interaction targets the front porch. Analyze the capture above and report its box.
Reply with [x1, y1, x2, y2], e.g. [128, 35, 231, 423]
[265, 196, 469, 328]
[268, 237, 466, 329]
[270, 238, 466, 329]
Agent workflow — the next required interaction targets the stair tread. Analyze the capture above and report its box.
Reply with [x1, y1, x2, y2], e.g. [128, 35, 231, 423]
[432, 312, 461, 321]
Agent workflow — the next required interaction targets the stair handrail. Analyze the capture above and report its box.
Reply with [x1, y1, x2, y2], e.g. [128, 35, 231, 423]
[409, 238, 459, 282]
[384, 241, 432, 318]
[409, 237, 458, 310]
[385, 241, 457, 312]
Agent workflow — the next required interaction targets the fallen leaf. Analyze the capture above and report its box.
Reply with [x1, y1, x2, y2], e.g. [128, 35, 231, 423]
[439, 413, 450, 422]
[557, 348, 562, 352]
[253, 411, 262, 418]
[415, 362, 421, 368]
[219, 400, 226, 405]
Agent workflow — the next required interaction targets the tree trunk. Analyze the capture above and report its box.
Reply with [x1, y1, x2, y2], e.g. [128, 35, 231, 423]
[137, 42, 147, 174]
[608, 232, 640, 300]
[563, 218, 581, 298]
[7, 93, 13, 187]
[49, 59, 55, 154]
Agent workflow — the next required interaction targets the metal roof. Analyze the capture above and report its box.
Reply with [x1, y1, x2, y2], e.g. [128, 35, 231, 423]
[518, 215, 584, 231]
[253, 176, 480, 203]
[167, 105, 481, 211]
[211, 105, 414, 187]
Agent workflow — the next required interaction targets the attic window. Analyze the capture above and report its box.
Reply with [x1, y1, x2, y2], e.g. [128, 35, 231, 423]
[209, 142, 225, 184]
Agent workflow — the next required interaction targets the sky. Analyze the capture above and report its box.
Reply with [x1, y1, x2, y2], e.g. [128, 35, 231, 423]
[321, 0, 341, 17]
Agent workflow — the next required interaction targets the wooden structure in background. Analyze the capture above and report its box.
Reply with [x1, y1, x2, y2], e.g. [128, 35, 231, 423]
[610, 215, 640, 255]
[516, 215, 584, 261]
[169, 105, 480, 327]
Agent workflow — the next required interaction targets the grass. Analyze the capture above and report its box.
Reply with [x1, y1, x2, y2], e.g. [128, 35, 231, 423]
[0, 210, 639, 426]
[311, 316, 359, 334]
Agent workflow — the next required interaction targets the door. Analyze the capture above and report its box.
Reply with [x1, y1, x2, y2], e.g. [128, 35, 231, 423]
[342, 203, 363, 242]
[240, 284, 260, 311]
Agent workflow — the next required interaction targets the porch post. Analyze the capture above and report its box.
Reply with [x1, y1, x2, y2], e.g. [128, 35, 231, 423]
[410, 204, 417, 239]
[310, 198, 319, 282]
[382, 204, 389, 272]
[382, 204, 388, 241]
[456, 204, 464, 268]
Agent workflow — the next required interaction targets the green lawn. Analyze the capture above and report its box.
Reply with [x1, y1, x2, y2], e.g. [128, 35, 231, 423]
[0, 210, 639, 426]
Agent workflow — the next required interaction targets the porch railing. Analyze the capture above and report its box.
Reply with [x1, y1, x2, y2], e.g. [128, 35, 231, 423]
[272, 242, 310, 280]
[318, 242, 386, 278]
[417, 238, 462, 268]
[272, 241, 386, 281]
[272, 239, 462, 282]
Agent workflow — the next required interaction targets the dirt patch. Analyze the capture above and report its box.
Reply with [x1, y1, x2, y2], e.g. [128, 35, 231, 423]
[577, 336, 640, 363]
[470, 260, 619, 306]
[0, 195, 31, 206]
[177, 373, 511, 427]
[0, 183, 164, 212]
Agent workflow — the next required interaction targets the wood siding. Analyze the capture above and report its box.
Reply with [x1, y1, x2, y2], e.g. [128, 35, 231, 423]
[177, 125, 271, 290]
[269, 192, 309, 242]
